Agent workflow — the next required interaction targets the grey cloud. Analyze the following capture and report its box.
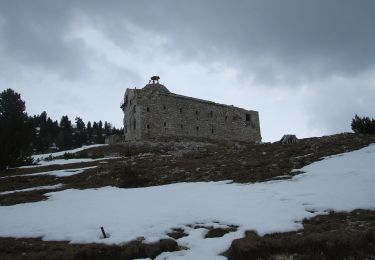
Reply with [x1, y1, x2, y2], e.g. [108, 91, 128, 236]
[0, 1, 91, 79]
[1, 0, 375, 83]
[73, 0, 375, 84]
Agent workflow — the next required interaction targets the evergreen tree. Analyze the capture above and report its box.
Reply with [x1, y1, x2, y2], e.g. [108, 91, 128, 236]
[351, 114, 375, 134]
[57, 115, 73, 150]
[97, 120, 105, 143]
[86, 121, 93, 144]
[74, 117, 87, 147]
[92, 121, 98, 143]
[0, 89, 32, 169]
[104, 121, 112, 135]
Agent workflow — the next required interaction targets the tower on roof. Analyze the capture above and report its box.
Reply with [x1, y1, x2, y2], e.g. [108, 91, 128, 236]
[149, 76, 160, 84]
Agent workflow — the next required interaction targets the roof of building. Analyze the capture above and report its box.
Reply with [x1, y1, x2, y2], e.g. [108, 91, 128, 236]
[142, 83, 170, 94]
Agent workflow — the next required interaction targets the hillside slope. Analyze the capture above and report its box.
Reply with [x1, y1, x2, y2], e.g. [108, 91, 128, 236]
[0, 133, 374, 259]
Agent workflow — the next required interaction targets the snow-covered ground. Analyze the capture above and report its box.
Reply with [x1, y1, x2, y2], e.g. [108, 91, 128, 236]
[21, 157, 121, 168]
[32, 144, 108, 161]
[0, 184, 64, 196]
[1, 166, 98, 179]
[22, 144, 113, 168]
[1, 144, 374, 259]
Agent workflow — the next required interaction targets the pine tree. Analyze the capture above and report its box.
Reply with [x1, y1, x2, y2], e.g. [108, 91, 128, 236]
[57, 115, 73, 150]
[87, 121, 93, 144]
[104, 121, 112, 135]
[74, 117, 87, 147]
[351, 115, 375, 134]
[0, 89, 32, 169]
[97, 120, 105, 143]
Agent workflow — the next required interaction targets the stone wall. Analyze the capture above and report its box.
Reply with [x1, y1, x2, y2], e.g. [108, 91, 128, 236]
[122, 83, 261, 142]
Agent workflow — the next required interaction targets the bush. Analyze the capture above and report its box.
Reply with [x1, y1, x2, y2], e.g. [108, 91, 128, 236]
[351, 115, 375, 134]
[63, 152, 74, 160]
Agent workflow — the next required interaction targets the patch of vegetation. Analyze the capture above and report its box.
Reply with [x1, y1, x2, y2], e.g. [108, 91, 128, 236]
[351, 114, 375, 134]
[118, 166, 150, 188]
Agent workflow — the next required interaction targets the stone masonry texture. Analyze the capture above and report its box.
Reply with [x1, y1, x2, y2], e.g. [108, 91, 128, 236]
[121, 78, 261, 142]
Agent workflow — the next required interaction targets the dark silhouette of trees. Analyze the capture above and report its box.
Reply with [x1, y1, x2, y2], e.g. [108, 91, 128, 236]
[351, 115, 375, 134]
[74, 117, 87, 147]
[57, 115, 73, 150]
[28, 114, 123, 153]
[0, 89, 124, 163]
[0, 89, 32, 169]
[87, 121, 93, 143]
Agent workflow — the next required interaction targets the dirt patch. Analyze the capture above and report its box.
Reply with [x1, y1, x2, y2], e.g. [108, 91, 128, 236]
[0, 188, 64, 206]
[224, 209, 375, 260]
[167, 228, 189, 240]
[0, 174, 59, 193]
[0, 237, 180, 260]
[205, 226, 238, 238]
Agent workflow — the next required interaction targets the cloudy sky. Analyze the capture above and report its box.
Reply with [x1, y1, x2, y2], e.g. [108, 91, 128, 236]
[0, 0, 374, 141]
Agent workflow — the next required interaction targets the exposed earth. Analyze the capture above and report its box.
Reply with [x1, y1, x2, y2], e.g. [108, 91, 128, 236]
[1, 133, 375, 259]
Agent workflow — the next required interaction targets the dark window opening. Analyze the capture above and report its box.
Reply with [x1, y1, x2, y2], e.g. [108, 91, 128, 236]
[179, 108, 182, 113]
[147, 107, 150, 112]
[233, 116, 237, 121]
[164, 122, 166, 127]
[195, 110, 199, 115]
[147, 124, 150, 129]
[133, 105, 136, 113]
[133, 119, 136, 130]
[246, 114, 250, 121]
[225, 116, 228, 121]
[210, 111, 213, 117]
[180, 124, 183, 129]
[163, 105, 166, 110]
[196, 126, 199, 132]
[211, 128, 214, 134]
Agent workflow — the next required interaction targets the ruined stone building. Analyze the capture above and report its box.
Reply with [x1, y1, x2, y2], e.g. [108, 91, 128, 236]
[121, 76, 261, 142]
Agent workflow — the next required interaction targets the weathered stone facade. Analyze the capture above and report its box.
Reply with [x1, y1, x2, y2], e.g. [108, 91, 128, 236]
[121, 77, 261, 142]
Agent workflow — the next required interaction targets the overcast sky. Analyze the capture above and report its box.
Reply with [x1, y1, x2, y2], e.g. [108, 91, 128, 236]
[1, 0, 374, 141]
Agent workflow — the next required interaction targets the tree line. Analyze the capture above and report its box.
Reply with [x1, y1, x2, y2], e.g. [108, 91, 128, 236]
[30, 111, 123, 152]
[0, 88, 123, 169]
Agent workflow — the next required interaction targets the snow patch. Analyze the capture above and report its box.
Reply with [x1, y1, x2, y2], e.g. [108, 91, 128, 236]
[1, 166, 98, 179]
[21, 157, 121, 168]
[0, 184, 64, 196]
[32, 144, 108, 161]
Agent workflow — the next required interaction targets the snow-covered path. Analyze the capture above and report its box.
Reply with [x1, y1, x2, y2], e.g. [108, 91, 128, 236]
[0, 144, 374, 259]
[31, 144, 108, 161]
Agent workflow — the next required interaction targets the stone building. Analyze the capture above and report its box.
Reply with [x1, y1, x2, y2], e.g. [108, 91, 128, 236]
[121, 76, 261, 142]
